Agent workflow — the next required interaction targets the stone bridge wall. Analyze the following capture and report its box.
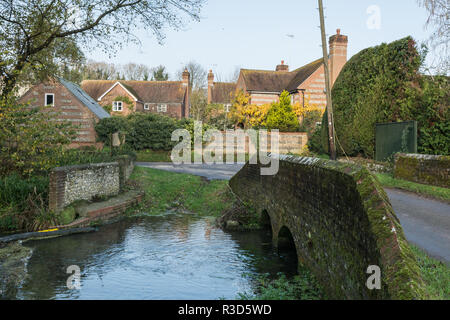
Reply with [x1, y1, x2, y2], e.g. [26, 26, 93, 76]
[394, 153, 449, 188]
[49, 156, 135, 212]
[229, 155, 426, 300]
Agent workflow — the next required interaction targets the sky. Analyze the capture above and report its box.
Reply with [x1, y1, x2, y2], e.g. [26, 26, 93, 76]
[87, 0, 435, 80]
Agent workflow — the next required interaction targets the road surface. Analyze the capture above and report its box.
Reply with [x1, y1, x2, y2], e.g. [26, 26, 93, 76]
[136, 162, 450, 263]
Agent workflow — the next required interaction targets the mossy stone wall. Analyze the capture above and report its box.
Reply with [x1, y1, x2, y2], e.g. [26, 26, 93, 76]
[229, 155, 426, 299]
[394, 153, 449, 188]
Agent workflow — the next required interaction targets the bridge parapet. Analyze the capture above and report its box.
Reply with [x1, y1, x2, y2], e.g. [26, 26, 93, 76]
[229, 155, 426, 300]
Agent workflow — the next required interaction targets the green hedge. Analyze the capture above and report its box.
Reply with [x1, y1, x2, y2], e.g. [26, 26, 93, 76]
[95, 114, 216, 151]
[323, 37, 449, 158]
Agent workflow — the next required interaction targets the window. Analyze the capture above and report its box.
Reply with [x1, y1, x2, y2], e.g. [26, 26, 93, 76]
[144, 103, 150, 110]
[112, 101, 123, 112]
[45, 93, 55, 106]
[157, 104, 167, 112]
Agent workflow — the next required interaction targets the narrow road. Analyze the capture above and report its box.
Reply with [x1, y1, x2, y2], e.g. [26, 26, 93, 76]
[137, 162, 450, 263]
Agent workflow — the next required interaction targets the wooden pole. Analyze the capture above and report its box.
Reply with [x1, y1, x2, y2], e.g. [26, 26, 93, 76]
[318, 0, 337, 160]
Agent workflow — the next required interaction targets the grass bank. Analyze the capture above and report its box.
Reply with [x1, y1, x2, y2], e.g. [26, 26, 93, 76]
[411, 245, 449, 300]
[130, 166, 236, 216]
[375, 173, 450, 202]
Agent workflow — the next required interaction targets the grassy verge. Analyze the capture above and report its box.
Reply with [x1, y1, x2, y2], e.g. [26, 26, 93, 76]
[411, 245, 449, 300]
[375, 173, 450, 202]
[130, 166, 236, 216]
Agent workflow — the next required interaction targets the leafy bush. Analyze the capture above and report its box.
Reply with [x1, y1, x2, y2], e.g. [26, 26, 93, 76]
[265, 91, 300, 132]
[94, 116, 129, 146]
[0, 99, 76, 177]
[323, 37, 449, 157]
[307, 125, 324, 154]
[126, 113, 180, 151]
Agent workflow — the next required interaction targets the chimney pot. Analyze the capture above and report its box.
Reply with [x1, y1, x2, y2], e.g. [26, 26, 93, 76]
[337, 29, 340, 35]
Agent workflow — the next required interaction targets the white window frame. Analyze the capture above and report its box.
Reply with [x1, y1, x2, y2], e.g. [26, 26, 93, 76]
[144, 103, 150, 110]
[225, 104, 231, 113]
[157, 104, 167, 112]
[45, 93, 55, 107]
[112, 101, 123, 112]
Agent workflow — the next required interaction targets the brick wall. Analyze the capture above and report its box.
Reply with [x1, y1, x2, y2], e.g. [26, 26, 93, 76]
[206, 131, 308, 155]
[49, 157, 135, 212]
[394, 153, 450, 188]
[229, 155, 426, 299]
[19, 80, 99, 148]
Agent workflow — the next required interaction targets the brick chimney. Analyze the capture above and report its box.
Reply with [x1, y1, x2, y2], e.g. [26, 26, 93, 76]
[207, 70, 214, 104]
[329, 29, 348, 86]
[276, 60, 289, 72]
[182, 68, 190, 117]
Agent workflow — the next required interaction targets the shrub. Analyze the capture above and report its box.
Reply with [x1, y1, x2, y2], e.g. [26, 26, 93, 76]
[265, 91, 300, 132]
[324, 37, 449, 157]
[0, 98, 76, 177]
[126, 113, 180, 151]
[94, 116, 129, 146]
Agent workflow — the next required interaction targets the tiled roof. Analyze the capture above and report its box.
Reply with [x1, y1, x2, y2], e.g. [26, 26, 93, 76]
[241, 58, 323, 93]
[81, 80, 187, 104]
[211, 82, 237, 104]
[58, 78, 110, 119]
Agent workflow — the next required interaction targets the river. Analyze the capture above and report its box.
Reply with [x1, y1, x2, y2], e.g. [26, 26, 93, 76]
[17, 213, 298, 300]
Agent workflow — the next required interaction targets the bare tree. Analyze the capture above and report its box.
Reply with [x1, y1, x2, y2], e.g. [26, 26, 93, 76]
[417, 0, 449, 74]
[123, 63, 152, 80]
[0, 0, 205, 98]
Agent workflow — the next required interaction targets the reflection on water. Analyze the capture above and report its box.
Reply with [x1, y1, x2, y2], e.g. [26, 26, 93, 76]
[18, 214, 297, 300]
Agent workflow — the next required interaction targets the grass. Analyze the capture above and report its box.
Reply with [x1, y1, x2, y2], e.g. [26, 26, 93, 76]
[237, 267, 324, 300]
[411, 245, 450, 300]
[130, 166, 236, 216]
[375, 173, 450, 202]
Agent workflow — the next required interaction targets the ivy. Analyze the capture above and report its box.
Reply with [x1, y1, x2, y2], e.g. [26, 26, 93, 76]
[323, 37, 449, 157]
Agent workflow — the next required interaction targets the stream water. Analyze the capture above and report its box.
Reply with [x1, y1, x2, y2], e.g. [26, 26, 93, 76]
[17, 213, 298, 300]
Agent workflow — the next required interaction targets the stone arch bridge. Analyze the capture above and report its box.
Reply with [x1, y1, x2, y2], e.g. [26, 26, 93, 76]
[229, 155, 426, 300]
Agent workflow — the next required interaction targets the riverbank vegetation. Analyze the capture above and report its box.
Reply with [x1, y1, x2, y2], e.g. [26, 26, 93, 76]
[130, 166, 236, 217]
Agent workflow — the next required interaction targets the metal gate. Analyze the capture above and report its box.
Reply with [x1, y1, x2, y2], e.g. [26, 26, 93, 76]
[375, 121, 417, 161]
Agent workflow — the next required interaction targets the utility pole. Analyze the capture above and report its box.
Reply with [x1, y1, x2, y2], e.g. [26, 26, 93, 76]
[318, 0, 337, 160]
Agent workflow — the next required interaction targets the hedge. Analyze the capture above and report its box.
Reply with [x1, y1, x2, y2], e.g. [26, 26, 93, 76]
[322, 37, 449, 158]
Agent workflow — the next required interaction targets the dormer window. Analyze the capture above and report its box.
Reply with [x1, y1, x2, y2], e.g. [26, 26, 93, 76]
[45, 93, 55, 106]
[112, 101, 123, 112]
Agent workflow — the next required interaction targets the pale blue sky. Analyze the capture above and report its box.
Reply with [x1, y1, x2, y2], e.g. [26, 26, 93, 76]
[88, 0, 434, 80]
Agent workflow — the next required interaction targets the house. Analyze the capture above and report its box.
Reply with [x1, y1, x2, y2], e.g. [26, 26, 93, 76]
[19, 77, 110, 148]
[81, 69, 190, 119]
[234, 29, 348, 109]
[207, 70, 237, 110]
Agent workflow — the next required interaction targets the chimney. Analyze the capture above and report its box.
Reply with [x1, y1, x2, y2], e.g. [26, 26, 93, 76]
[182, 68, 190, 118]
[276, 60, 289, 72]
[329, 29, 348, 86]
[207, 70, 214, 104]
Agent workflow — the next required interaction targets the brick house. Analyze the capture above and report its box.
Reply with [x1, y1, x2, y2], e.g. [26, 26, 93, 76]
[19, 77, 110, 148]
[81, 69, 191, 119]
[207, 70, 237, 110]
[231, 29, 348, 109]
